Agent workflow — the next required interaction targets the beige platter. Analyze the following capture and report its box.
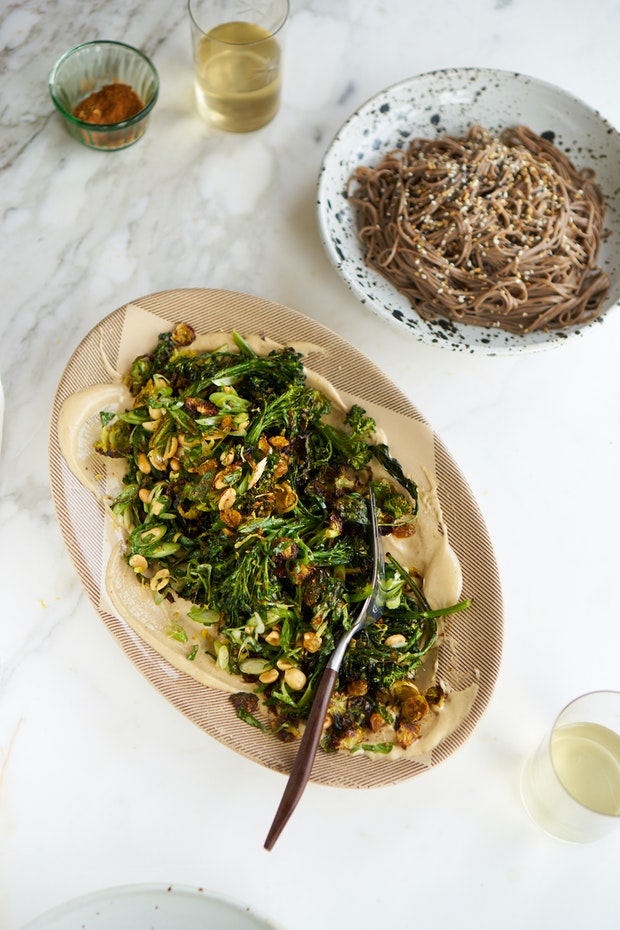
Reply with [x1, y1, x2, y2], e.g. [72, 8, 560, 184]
[48, 288, 503, 789]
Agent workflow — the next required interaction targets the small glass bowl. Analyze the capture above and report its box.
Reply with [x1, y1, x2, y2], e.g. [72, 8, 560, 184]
[49, 40, 159, 151]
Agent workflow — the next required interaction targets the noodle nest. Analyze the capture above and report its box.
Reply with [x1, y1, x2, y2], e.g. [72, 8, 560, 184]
[348, 125, 609, 334]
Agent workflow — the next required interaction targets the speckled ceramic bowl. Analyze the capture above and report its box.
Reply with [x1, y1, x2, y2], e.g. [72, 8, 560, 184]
[49, 40, 159, 151]
[317, 68, 620, 354]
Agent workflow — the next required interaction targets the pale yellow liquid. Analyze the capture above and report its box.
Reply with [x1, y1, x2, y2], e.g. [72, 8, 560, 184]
[194, 21, 281, 132]
[551, 722, 620, 816]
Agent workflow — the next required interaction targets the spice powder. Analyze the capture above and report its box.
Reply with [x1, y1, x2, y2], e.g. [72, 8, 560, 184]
[73, 83, 144, 124]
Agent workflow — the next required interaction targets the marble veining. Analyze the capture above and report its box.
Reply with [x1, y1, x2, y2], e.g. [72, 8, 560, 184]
[1, 1, 620, 928]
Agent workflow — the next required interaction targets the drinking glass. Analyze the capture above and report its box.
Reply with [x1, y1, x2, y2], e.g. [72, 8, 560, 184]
[188, 0, 289, 132]
[521, 690, 620, 842]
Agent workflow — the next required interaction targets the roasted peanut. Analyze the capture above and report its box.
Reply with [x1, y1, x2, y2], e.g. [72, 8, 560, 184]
[284, 667, 307, 690]
[128, 554, 148, 573]
[302, 631, 322, 653]
[218, 487, 237, 510]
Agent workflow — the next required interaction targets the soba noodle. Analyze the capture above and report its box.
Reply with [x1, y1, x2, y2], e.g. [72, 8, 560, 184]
[348, 125, 609, 333]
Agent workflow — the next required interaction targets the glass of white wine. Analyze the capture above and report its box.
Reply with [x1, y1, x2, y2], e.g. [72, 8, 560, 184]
[521, 690, 620, 842]
[188, 0, 289, 132]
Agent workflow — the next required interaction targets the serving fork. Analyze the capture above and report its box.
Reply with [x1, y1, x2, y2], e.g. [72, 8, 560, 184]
[264, 488, 385, 850]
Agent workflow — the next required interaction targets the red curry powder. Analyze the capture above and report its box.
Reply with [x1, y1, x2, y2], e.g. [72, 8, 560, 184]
[73, 82, 144, 124]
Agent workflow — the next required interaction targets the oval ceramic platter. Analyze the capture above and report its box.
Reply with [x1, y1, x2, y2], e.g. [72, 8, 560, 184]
[317, 67, 620, 354]
[48, 288, 503, 789]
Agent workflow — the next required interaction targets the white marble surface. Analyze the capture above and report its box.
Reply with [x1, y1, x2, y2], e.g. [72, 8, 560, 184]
[2, 0, 620, 927]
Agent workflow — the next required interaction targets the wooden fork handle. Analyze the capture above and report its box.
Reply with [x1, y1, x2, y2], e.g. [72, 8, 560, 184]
[264, 667, 338, 850]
